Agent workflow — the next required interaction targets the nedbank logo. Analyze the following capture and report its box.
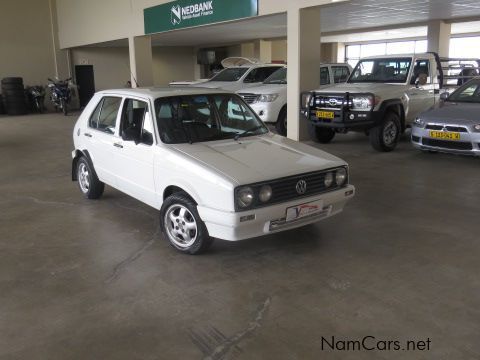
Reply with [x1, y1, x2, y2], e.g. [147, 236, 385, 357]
[171, 5, 181, 25]
[170, 1, 214, 26]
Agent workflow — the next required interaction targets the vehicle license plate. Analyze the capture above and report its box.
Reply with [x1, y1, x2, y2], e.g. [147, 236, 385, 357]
[286, 200, 324, 222]
[316, 110, 334, 119]
[429, 131, 460, 140]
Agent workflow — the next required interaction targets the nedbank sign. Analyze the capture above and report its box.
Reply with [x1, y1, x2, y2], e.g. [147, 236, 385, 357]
[144, 0, 258, 34]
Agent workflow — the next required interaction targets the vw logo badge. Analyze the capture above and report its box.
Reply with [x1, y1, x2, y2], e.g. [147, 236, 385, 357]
[296, 180, 307, 195]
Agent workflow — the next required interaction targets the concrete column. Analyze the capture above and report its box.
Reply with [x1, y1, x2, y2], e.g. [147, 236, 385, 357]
[253, 40, 272, 63]
[287, 5, 321, 141]
[240, 43, 255, 59]
[48, 0, 70, 79]
[128, 36, 154, 88]
[427, 20, 451, 57]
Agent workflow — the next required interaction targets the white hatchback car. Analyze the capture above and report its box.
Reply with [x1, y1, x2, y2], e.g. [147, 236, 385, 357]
[72, 87, 355, 254]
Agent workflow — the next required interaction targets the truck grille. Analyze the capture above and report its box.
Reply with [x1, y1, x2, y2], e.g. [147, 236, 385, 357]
[422, 138, 473, 150]
[425, 124, 468, 132]
[238, 93, 260, 104]
[314, 95, 347, 109]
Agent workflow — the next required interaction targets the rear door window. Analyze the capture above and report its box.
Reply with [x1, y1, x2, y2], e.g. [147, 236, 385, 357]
[320, 67, 330, 85]
[332, 66, 351, 83]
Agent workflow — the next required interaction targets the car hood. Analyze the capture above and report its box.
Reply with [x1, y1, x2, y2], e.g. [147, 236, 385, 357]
[420, 102, 480, 125]
[171, 133, 346, 185]
[237, 83, 287, 95]
[192, 81, 263, 92]
[316, 82, 405, 94]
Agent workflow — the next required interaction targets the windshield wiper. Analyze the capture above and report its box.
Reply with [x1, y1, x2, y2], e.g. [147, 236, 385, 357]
[234, 125, 265, 141]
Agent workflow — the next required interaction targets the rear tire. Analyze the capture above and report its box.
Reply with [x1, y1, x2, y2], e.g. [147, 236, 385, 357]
[275, 107, 287, 136]
[369, 112, 401, 152]
[76, 157, 104, 199]
[61, 99, 68, 115]
[308, 124, 336, 143]
[160, 193, 213, 255]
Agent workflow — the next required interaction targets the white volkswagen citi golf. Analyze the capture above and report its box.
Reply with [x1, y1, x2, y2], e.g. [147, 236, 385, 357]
[72, 88, 355, 254]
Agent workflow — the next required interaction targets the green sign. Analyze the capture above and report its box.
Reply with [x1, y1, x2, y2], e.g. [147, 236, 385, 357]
[144, 0, 258, 34]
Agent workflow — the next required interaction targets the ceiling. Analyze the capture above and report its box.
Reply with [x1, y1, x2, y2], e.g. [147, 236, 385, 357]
[85, 0, 480, 48]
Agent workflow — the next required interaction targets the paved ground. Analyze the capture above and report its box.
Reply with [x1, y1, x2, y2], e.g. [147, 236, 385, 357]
[1, 112, 479, 360]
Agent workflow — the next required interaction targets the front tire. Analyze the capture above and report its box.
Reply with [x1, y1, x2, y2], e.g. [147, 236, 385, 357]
[275, 107, 287, 136]
[308, 124, 336, 143]
[160, 193, 213, 255]
[61, 99, 68, 115]
[369, 112, 401, 152]
[76, 157, 104, 199]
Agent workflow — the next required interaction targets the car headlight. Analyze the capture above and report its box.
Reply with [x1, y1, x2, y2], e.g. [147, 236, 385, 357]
[259, 185, 272, 202]
[335, 168, 347, 186]
[258, 94, 279, 103]
[414, 117, 425, 127]
[324, 172, 334, 188]
[237, 186, 254, 208]
[351, 95, 374, 111]
[474, 124, 480, 132]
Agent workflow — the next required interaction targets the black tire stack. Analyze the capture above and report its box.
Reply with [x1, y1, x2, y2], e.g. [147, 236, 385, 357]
[1, 77, 28, 115]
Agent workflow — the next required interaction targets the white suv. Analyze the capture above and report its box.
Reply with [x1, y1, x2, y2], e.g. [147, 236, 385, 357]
[72, 87, 355, 254]
[238, 64, 352, 135]
[192, 57, 284, 92]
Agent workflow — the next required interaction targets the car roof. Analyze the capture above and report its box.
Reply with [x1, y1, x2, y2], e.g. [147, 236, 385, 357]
[359, 53, 433, 60]
[96, 87, 234, 98]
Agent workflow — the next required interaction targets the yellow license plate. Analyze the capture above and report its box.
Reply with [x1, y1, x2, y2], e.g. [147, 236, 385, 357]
[316, 110, 334, 119]
[429, 131, 460, 140]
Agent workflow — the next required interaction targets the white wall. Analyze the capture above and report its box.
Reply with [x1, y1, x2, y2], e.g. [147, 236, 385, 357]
[0, 0, 58, 85]
[152, 47, 195, 85]
[71, 47, 131, 90]
[271, 40, 287, 62]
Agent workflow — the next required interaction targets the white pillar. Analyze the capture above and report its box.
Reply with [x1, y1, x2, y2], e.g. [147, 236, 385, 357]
[427, 20, 451, 57]
[128, 36, 154, 88]
[253, 40, 272, 63]
[287, 5, 321, 141]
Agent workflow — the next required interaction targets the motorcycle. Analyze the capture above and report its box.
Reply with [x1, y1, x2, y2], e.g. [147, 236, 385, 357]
[26, 85, 46, 113]
[48, 77, 72, 115]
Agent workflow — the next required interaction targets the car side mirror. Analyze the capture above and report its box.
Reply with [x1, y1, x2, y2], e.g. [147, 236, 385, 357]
[122, 128, 140, 144]
[440, 92, 449, 101]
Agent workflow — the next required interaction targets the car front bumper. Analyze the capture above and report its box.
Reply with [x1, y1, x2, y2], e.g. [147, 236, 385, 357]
[411, 127, 480, 156]
[197, 185, 355, 241]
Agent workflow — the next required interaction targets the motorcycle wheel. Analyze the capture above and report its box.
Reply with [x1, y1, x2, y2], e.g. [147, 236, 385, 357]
[35, 99, 42, 114]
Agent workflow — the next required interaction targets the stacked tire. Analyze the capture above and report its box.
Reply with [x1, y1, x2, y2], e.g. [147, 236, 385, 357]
[1, 77, 28, 115]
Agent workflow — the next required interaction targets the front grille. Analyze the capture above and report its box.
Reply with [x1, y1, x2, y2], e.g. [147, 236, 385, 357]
[425, 124, 468, 132]
[238, 93, 260, 104]
[422, 138, 473, 150]
[314, 95, 347, 110]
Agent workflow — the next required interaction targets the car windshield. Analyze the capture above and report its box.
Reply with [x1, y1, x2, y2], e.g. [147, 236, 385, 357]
[349, 58, 412, 83]
[447, 80, 480, 103]
[264, 68, 287, 84]
[154, 94, 268, 144]
[210, 68, 249, 82]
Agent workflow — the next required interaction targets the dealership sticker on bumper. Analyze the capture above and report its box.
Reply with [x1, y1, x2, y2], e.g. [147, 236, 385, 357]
[286, 200, 324, 222]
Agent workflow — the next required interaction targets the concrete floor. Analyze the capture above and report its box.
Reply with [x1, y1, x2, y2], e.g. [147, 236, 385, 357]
[1, 112, 479, 360]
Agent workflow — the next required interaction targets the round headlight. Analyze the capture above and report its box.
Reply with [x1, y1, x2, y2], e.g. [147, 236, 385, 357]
[259, 185, 272, 202]
[237, 187, 254, 208]
[324, 172, 334, 187]
[336, 168, 347, 186]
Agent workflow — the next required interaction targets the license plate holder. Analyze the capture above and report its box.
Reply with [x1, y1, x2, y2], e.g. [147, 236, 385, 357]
[286, 200, 324, 222]
[316, 110, 334, 120]
[429, 131, 460, 141]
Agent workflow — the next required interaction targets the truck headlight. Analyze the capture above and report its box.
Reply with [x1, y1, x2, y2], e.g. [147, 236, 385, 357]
[335, 168, 347, 186]
[351, 96, 374, 110]
[258, 94, 279, 103]
[259, 185, 272, 202]
[237, 187, 254, 208]
[414, 117, 425, 128]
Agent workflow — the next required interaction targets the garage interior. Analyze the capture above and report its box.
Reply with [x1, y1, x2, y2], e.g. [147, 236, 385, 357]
[1, 0, 480, 359]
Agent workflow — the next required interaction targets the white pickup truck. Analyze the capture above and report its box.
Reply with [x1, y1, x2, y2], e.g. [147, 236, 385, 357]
[302, 53, 480, 152]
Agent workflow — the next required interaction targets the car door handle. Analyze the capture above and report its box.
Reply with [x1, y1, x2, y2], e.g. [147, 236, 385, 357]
[84, 133, 92, 138]
[113, 142, 123, 149]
